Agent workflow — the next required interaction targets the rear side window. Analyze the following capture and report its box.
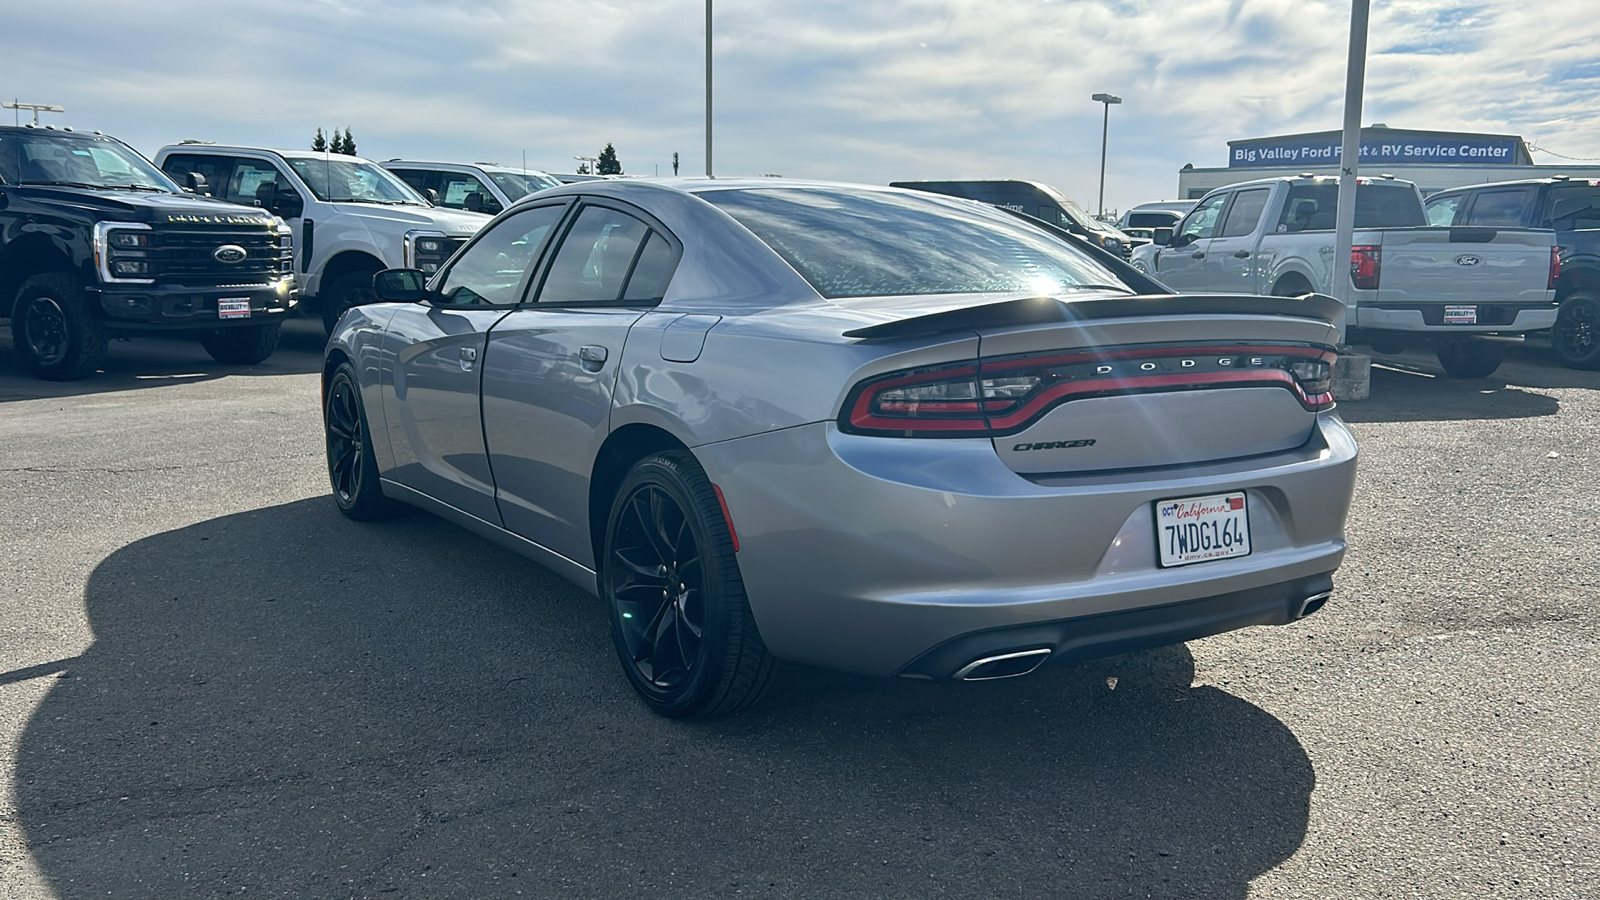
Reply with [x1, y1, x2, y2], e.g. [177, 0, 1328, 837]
[1276, 183, 1426, 231]
[537, 205, 676, 305]
[1125, 211, 1181, 229]
[161, 153, 235, 196]
[1546, 184, 1600, 226]
[1462, 188, 1537, 227]
[701, 187, 1128, 299]
[1219, 189, 1270, 238]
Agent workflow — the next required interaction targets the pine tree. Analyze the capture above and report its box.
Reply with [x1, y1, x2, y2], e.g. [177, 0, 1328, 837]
[672, 151, 679, 176]
[312, 127, 328, 152]
[342, 128, 357, 157]
[597, 143, 622, 175]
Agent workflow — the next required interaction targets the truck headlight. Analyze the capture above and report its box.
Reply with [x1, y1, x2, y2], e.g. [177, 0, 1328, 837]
[404, 230, 454, 274]
[93, 221, 156, 285]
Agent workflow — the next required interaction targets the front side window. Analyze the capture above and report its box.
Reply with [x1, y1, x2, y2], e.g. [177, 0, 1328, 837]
[1219, 189, 1270, 238]
[437, 174, 496, 211]
[536, 206, 671, 304]
[0, 132, 177, 191]
[225, 160, 294, 208]
[700, 187, 1129, 299]
[433, 205, 566, 307]
[1425, 194, 1462, 226]
[1179, 194, 1229, 241]
[1546, 184, 1600, 226]
[287, 158, 427, 205]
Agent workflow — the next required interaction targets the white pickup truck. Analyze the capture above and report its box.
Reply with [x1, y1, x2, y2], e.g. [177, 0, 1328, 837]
[1136, 175, 1559, 377]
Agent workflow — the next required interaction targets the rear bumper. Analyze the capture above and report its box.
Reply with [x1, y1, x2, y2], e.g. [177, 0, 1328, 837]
[694, 415, 1357, 677]
[92, 278, 298, 330]
[1352, 303, 1558, 333]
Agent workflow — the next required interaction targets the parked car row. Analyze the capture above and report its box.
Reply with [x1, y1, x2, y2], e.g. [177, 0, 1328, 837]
[1129, 175, 1561, 377]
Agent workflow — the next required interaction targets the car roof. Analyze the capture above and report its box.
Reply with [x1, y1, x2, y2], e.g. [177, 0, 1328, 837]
[159, 144, 371, 163]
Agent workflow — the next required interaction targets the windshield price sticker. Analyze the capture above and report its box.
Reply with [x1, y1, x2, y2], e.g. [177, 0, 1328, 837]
[217, 298, 252, 319]
[1155, 492, 1252, 568]
[1444, 305, 1478, 325]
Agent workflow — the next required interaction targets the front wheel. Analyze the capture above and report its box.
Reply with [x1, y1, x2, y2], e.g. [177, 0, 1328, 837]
[324, 362, 403, 520]
[320, 271, 378, 335]
[200, 322, 282, 365]
[12, 273, 107, 380]
[1436, 340, 1506, 378]
[602, 451, 776, 718]
[1551, 291, 1600, 370]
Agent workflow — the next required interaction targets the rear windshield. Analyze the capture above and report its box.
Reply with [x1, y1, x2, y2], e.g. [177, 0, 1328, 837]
[1276, 183, 1427, 231]
[699, 187, 1131, 299]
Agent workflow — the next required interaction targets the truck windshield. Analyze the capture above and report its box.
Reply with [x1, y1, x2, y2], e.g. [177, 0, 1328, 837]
[488, 170, 560, 198]
[287, 158, 428, 205]
[701, 186, 1131, 300]
[1276, 183, 1427, 231]
[0, 131, 178, 192]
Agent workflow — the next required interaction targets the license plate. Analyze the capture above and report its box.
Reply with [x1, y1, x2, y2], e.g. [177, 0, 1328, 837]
[1155, 492, 1251, 568]
[1444, 305, 1477, 325]
[218, 298, 251, 319]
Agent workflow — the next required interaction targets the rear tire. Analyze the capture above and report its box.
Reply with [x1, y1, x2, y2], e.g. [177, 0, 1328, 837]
[320, 271, 378, 335]
[602, 451, 776, 718]
[12, 273, 107, 380]
[1436, 340, 1506, 378]
[324, 362, 404, 520]
[1270, 276, 1313, 298]
[200, 322, 282, 365]
[1551, 291, 1600, 370]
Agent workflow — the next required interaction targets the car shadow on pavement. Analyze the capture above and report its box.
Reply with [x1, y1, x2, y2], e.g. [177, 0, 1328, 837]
[16, 498, 1313, 899]
[0, 318, 325, 402]
[1337, 354, 1568, 424]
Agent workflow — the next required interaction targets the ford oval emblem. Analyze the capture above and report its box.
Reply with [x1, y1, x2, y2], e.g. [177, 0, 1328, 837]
[213, 244, 248, 264]
[1455, 254, 1482, 267]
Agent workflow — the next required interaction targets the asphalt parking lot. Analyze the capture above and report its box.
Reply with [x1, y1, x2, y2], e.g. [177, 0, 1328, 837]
[0, 318, 1595, 899]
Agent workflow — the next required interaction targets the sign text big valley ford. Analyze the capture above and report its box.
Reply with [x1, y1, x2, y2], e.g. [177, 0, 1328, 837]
[1229, 133, 1521, 168]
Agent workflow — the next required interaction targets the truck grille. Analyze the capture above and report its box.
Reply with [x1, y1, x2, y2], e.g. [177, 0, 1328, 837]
[150, 227, 291, 287]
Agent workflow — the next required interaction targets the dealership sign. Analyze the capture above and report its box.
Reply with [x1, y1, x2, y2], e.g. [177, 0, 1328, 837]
[1228, 131, 1524, 168]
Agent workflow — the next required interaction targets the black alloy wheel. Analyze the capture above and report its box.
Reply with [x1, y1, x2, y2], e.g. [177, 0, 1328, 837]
[12, 273, 107, 380]
[324, 363, 401, 520]
[603, 451, 775, 718]
[1551, 292, 1600, 370]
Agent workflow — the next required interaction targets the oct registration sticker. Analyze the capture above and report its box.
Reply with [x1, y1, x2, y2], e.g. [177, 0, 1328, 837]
[217, 298, 251, 319]
[1155, 492, 1251, 568]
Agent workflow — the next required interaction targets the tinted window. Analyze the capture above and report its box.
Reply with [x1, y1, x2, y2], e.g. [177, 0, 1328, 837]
[537, 206, 652, 304]
[1463, 188, 1536, 227]
[1425, 194, 1462, 226]
[388, 168, 433, 194]
[1126, 211, 1182, 229]
[160, 154, 234, 196]
[622, 232, 677, 302]
[700, 187, 1129, 299]
[1546, 184, 1600, 226]
[1276, 183, 1426, 231]
[1219, 189, 1271, 238]
[433, 205, 565, 307]
[1179, 193, 1228, 241]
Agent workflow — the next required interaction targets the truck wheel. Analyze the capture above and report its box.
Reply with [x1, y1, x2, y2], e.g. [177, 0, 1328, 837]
[200, 323, 282, 365]
[1550, 291, 1600, 370]
[12, 273, 107, 380]
[1436, 340, 1506, 378]
[1270, 276, 1313, 298]
[321, 271, 378, 335]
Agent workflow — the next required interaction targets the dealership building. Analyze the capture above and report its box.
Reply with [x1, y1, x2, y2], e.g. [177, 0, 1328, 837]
[1175, 126, 1600, 198]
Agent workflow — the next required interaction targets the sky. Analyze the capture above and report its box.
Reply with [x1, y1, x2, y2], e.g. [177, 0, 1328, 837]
[5, 0, 1599, 216]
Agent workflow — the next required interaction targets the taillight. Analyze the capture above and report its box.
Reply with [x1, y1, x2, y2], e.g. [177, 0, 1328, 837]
[1550, 246, 1562, 290]
[1350, 245, 1381, 290]
[841, 344, 1338, 437]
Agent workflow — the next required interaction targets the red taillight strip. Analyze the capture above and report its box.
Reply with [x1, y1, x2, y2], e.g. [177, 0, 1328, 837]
[983, 369, 1312, 431]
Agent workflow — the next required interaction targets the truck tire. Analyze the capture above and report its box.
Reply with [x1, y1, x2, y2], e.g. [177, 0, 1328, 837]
[200, 322, 282, 365]
[1436, 340, 1506, 379]
[1550, 291, 1600, 370]
[12, 273, 108, 380]
[321, 271, 378, 335]
[1270, 275, 1313, 298]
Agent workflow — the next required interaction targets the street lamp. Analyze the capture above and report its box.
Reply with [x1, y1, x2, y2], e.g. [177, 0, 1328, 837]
[1091, 92, 1121, 219]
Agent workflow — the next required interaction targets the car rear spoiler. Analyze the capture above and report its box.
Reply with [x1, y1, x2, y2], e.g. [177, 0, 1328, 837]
[842, 293, 1344, 341]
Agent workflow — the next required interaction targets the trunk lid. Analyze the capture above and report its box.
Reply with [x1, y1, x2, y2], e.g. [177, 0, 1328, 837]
[1374, 227, 1555, 306]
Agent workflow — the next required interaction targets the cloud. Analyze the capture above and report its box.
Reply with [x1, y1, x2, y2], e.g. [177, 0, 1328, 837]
[4, 0, 1598, 211]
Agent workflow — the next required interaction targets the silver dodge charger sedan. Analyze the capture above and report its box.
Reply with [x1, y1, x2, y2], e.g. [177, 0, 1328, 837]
[322, 178, 1357, 718]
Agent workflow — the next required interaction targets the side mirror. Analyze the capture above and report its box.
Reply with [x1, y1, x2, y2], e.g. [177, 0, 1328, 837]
[372, 268, 429, 303]
[1152, 227, 1172, 246]
[425, 188, 440, 204]
[271, 190, 304, 219]
[463, 191, 486, 213]
[1167, 232, 1192, 249]
[185, 172, 209, 195]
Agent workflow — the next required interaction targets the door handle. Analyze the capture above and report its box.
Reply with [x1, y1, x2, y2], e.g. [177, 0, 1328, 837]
[578, 345, 609, 371]
[1191, 251, 1206, 259]
[1234, 250, 1252, 258]
[458, 346, 477, 372]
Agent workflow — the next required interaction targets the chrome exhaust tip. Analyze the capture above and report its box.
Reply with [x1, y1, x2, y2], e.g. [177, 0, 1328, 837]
[954, 648, 1052, 682]
[1297, 590, 1332, 619]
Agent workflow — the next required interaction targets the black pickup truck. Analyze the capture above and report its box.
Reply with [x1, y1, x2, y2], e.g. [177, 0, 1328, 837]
[1425, 177, 1600, 369]
[0, 125, 296, 379]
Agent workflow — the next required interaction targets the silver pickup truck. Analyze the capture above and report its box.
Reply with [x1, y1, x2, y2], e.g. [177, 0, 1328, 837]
[1136, 175, 1558, 377]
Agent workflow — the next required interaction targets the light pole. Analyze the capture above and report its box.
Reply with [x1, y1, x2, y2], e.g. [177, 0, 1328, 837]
[705, 0, 713, 177]
[1091, 93, 1121, 219]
